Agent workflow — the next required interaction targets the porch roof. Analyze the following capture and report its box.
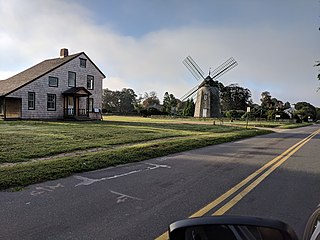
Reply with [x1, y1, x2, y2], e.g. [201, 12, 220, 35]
[62, 87, 92, 97]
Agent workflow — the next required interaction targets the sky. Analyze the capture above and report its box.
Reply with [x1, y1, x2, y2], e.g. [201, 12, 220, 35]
[0, 0, 319, 106]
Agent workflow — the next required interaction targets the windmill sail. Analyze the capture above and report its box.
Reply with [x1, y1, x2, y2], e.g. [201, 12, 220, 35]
[181, 55, 238, 118]
[181, 57, 238, 101]
[210, 57, 238, 80]
[183, 56, 205, 81]
[180, 84, 199, 102]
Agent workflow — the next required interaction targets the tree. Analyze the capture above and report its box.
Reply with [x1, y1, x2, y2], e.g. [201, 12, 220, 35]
[134, 94, 144, 113]
[315, 61, 320, 90]
[249, 104, 264, 120]
[220, 84, 252, 111]
[102, 88, 137, 113]
[260, 92, 292, 120]
[316, 107, 320, 121]
[162, 92, 178, 114]
[182, 99, 195, 116]
[271, 98, 283, 109]
[283, 101, 291, 110]
[142, 91, 160, 109]
[225, 110, 245, 120]
[260, 91, 285, 111]
[294, 102, 317, 121]
[102, 88, 120, 112]
[260, 91, 273, 109]
[119, 88, 137, 113]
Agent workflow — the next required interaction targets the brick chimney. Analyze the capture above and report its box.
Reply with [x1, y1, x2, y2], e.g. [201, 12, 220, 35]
[60, 48, 69, 58]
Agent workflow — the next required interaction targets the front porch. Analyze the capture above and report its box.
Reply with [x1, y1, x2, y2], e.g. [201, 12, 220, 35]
[64, 108, 91, 120]
[63, 87, 92, 120]
[0, 97, 22, 119]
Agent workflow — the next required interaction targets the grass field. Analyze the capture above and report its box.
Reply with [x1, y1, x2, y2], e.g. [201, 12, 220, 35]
[221, 120, 313, 129]
[145, 115, 313, 129]
[0, 116, 294, 190]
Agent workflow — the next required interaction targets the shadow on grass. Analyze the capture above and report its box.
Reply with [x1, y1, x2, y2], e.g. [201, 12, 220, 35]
[103, 120, 243, 133]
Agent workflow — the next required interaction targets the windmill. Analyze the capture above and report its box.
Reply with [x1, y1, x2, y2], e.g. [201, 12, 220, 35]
[181, 56, 238, 118]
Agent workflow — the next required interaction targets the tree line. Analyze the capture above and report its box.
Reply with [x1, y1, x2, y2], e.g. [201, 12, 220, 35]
[102, 88, 195, 116]
[102, 84, 320, 121]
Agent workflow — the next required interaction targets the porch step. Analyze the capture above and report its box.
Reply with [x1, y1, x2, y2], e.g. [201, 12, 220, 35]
[74, 116, 92, 121]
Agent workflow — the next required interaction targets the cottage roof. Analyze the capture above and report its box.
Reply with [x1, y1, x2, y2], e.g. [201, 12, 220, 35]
[0, 52, 105, 96]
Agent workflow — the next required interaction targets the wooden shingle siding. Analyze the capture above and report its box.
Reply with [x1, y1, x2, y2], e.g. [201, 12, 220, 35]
[6, 53, 104, 119]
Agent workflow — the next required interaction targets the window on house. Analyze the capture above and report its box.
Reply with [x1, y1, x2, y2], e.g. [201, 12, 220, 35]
[49, 76, 58, 87]
[88, 98, 94, 112]
[47, 94, 56, 111]
[80, 58, 87, 68]
[28, 92, 35, 110]
[87, 75, 94, 90]
[68, 71, 76, 87]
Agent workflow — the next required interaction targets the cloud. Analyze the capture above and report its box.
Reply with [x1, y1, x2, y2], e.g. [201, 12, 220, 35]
[0, 0, 319, 106]
[103, 77, 130, 91]
[0, 71, 18, 80]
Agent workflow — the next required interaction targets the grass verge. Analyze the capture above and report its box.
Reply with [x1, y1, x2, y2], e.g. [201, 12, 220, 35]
[0, 128, 270, 190]
[277, 122, 313, 129]
[0, 120, 193, 163]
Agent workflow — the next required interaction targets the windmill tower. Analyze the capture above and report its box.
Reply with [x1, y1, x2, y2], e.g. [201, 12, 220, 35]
[181, 56, 238, 118]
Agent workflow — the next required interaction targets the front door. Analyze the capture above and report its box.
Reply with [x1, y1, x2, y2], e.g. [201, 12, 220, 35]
[202, 108, 208, 117]
[67, 96, 75, 116]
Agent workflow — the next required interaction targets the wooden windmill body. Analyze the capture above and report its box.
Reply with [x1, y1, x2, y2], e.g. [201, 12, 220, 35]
[194, 77, 221, 117]
[181, 56, 238, 118]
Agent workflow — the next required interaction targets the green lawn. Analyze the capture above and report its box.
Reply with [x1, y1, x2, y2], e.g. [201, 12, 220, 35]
[0, 120, 191, 163]
[0, 116, 274, 190]
[217, 120, 313, 129]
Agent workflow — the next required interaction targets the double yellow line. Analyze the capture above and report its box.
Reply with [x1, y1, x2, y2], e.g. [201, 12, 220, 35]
[155, 128, 320, 240]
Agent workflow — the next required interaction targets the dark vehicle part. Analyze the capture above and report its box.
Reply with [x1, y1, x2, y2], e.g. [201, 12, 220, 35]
[169, 216, 298, 240]
[169, 205, 320, 240]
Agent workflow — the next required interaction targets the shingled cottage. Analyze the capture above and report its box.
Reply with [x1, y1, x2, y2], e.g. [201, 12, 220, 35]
[0, 49, 105, 120]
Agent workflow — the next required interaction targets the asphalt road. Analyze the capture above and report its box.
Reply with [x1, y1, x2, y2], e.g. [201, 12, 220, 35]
[0, 125, 319, 240]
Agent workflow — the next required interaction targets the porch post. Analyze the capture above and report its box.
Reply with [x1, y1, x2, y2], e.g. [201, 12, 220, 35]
[19, 98, 22, 118]
[87, 96, 90, 117]
[74, 96, 76, 116]
[3, 97, 6, 120]
[63, 96, 66, 118]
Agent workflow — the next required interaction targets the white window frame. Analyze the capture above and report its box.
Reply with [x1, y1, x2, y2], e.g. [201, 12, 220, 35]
[68, 71, 76, 87]
[47, 94, 56, 111]
[28, 92, 35, 110]
[87, 75, 94, 90]
[88, 98, 94, 112]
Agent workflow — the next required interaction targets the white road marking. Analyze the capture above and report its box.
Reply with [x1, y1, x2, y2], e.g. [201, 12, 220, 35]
[30, 183, 64, 196]
[110, 190, 142, 203]
[158, 157, 168, 161]
[74, 162, 171, 187]
[74, 176, 105, 186]
[145, 163, 171, 170]
[107, 170, 142, 179]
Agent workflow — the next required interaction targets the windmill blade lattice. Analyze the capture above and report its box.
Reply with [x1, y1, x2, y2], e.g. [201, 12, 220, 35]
[180, 84, 199, 102]
[210, 57, 238, 80]
[181, 55, 238, 103]
[183, 56, 205, 81]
